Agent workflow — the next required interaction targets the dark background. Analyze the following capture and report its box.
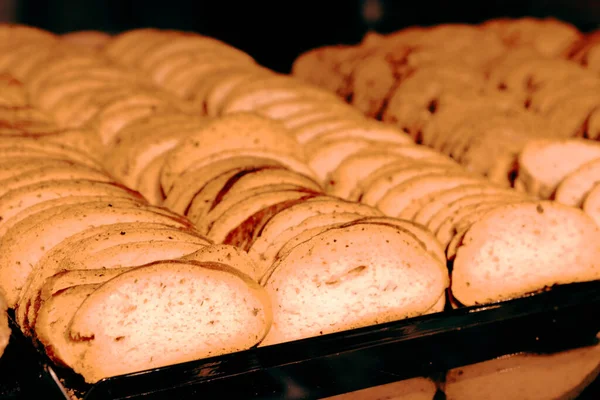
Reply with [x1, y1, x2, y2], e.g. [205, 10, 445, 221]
[12, 0, 600, 72]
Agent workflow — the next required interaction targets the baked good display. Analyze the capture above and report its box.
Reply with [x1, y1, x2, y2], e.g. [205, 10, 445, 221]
[0, 21, 598, 392]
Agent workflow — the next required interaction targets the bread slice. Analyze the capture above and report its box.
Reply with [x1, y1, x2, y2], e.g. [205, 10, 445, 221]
[452, 201, 600, 305]
[0, 157, 81, 181]
[0, 200, 191, 307]
[0, 194, 146, 239]
[194, 183, 314, 234]
[105, 115, 209, 188]
[554, 158, 600, 207]
[67, 260, 272, 383]
[287, 113, 360, 140]
[360, 165, 460, 207]
[40, 269, 135, 304]
[247, 197, 381, 268]
[413, 184, 523, 227]
[261, 222, 448, 345]
[0, 164, 112, 198]
[0, 180, 141, 233]
[517, 138, 600, 198]
[18, 223, 207, 333]
[427, 192, 528, 234]
[583, 183, 600, 226]
[256, 212, 366, 280]
[182, 244, 259, 281]
[35, 284, 98, 367]
[161, 113, 304, 194]
[203, 68, 270, 117]
[303, 120, 414, 149]
[377, 174, 484, 218]
[305, 138, 382, 184]
[135, 151, 170, 205]
[207, 188, 319, 244]
[435, 201, 523, 248]
[358, 217, 446, 264]
[163, 156, 284, 214]
[0, 137, 103, 169]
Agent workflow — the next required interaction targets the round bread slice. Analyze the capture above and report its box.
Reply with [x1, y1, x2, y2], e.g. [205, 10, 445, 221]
[357, 217, 446, 264]
[182, 244, 259, 282]
[427, 192, 529, 234]
[207, 188, 319, 244]
[376, 174, 484, 218]
[67, 260, 272, 383]
[248, 197, 381, 267]
[305, 138, 382, 184]
[0, 180, 141, 233]
[517, 138, 600, 199]
[290, 115, 363, 144]
[135, 151, 170, 205]
[360, 165, 461, 207]
[554, 158, 600, 207]
[435, 201, 524, 248]
[164, 148, 317, 197]
[18, 223, 207, 333]
[255, 212, 367, 280]
[204, 68, 270, 117]
[35, 284, 99, 368]
[0, 200, 191, 307]
[40, 269, 136, 305]
[160, 113, 305, 194]
[304, 120, 415, 149]
[452, 201, 600, 305]
[0, 139, 102, 169]
[0, 164, 112, 198]
[261, 222, 448, 346]
[192, 182, 315, 233]
[413, 184, 525, 227]
[184, 168, 299, 231]
[582, 183, 600, 226]
[0, 157, 83, 181]
[163, 156, 285, 214]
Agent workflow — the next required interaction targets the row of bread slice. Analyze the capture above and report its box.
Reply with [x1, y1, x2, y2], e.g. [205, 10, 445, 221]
[0, 101, 276, 382]
[95, 28, 600, 310]
[291, 18, 583, 119]
[291, 19, 600, 188]
[121, 112, 449, 347]
[0, 26, 450, 380]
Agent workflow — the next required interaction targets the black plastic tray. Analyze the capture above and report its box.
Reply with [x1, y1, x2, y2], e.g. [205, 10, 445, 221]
[18, 280, 593, 400]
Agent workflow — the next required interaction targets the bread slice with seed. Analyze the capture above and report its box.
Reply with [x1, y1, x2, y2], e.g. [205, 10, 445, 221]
[452, 201, 600, 305]
[67, 260, 272, 383]
[261, 221, 448, 346]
